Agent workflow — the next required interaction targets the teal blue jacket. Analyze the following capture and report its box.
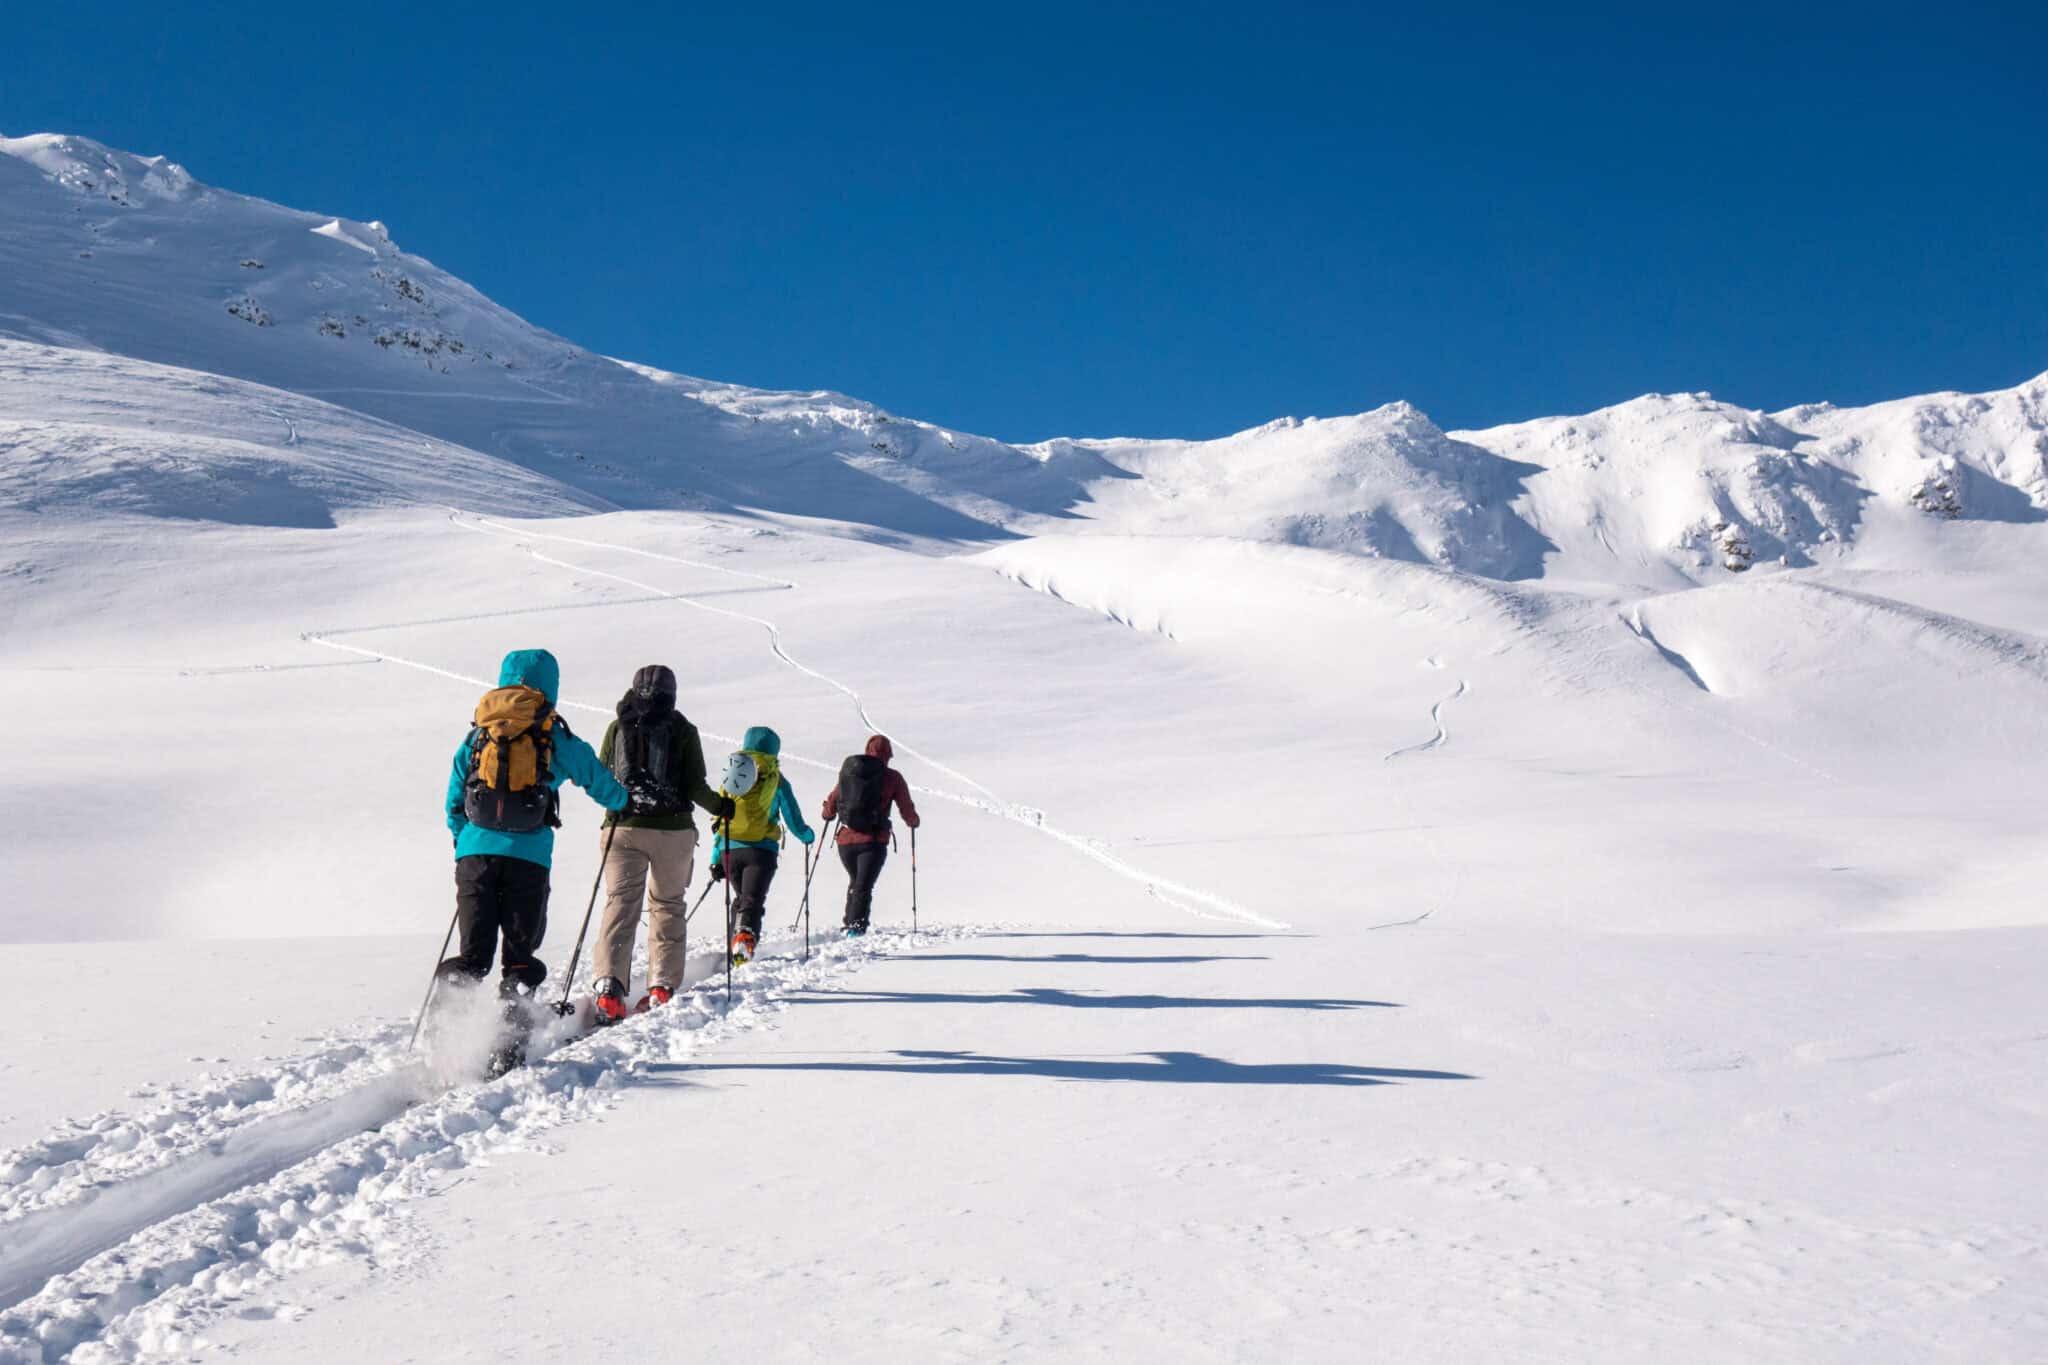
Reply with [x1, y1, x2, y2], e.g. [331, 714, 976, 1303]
[446, 649, 628, 867]
[710, 725, 814, 866]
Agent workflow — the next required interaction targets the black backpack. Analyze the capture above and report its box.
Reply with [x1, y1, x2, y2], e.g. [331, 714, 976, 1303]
[610, 706, 685, 816]
[835, 754, 890, 835]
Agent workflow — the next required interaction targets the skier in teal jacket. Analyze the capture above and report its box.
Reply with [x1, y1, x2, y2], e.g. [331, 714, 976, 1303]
[440, 648, 628, 994]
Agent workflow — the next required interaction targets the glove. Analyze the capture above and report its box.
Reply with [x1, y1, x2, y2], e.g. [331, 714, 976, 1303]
[797, 827, 816, 846]
[710, 863, 725, 883]
[713, 795, 737, 821]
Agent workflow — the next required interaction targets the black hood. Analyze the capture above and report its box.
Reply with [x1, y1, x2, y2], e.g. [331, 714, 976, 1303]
[630, 664, 676, 700]
[616, 689, 676, 723]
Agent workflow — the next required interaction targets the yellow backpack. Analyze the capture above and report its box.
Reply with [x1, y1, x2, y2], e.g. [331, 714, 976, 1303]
[723, 750, 783, 843]
[462, 685, 560, 832]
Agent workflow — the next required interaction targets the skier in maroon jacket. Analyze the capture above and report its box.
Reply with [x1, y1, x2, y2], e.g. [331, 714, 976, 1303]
[820, 735, 920, 937]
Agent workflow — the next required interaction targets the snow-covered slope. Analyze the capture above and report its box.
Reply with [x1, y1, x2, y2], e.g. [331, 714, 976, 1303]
[0, 133, 1090, 540]
[1028, 405, 1553, 578]
[0, 341, 595, 525]
[1460, 383, 2048, 586]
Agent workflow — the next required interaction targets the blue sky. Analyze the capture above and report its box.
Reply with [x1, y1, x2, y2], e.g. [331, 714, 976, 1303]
[7, 2, 2044, 440]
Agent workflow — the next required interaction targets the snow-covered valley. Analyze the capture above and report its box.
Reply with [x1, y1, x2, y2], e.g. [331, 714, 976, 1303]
[2, 132, 2044, 1362]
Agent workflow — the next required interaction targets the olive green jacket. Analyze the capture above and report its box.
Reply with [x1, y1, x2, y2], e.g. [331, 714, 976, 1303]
[598, 713, 724, 831]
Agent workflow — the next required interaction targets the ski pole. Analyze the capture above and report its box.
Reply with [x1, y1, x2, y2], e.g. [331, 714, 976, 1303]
[554, 821, 619, 1017]
[910, 824, 919, 933]
[799, 839, 811, 961]
[790, 816, 836, 935]
[801, 817, 835, 958]
[683, 879, 717, 928]
[721, 817, 733, 1008]
[407, 905, 462, 1051]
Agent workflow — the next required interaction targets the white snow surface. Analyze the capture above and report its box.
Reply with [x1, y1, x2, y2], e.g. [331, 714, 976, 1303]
[2, 133, 2046, 1362]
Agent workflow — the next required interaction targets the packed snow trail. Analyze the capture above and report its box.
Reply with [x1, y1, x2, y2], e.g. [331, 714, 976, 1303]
[0, 1032, 402, 1226]
[0, 925, 982, 1363]
[0, 921, 811, 1241]
[303, 514, 1283, 929]
[0, 1071, 418, 1311]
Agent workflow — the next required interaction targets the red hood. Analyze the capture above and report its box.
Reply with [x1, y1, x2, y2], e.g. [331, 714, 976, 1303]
[865, 735, 893, 760]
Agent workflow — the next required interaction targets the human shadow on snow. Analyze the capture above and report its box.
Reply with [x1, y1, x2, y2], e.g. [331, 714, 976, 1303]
[778, 987, 1396, 1012]
[658, 1050, 1472, 1088]
[890, 952, 1270, 966]
[985, 931, 1301, 942]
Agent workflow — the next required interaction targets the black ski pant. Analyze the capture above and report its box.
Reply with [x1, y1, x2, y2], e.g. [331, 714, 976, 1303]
[839, 843, 888, 929]
[441, 854, 551, 995]
[725, 846, 778, 939]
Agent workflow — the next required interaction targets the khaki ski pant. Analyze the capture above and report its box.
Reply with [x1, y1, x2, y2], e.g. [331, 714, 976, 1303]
[594, 825, 698, 991]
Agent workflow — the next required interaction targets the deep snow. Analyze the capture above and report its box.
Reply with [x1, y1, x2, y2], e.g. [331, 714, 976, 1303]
[2, 132, 2045, 1363]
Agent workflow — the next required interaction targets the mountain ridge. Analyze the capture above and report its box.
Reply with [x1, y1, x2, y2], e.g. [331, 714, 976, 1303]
[3, 130, 2044, 586]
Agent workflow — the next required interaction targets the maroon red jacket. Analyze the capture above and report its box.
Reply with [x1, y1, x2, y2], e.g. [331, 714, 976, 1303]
[822, 735, 920, 846]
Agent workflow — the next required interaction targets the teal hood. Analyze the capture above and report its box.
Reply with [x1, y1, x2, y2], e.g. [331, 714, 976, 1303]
[498, 649, 560, 704]
[741, 724, 781, 756]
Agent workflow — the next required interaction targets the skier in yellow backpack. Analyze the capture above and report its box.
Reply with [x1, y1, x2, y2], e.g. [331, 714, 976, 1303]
[441, 649, 629, 999]
[709, 725, 815, 963]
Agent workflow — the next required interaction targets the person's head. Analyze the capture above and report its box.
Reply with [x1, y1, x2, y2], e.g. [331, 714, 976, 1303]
[617, 662, 677, 719]
[630, 664, 676, 701]
[742, 725, 781, 756]
[865, 734, 894, 761]
[498, 648, 559, 704]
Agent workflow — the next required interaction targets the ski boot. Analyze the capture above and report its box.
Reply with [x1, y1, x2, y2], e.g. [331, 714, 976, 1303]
[486, 981, 537, 1078]
[591, 977, 630, 1027]
[634, 985, 674, 1014]
[730, 929, 758, 966]
[842, 922, 868, 940]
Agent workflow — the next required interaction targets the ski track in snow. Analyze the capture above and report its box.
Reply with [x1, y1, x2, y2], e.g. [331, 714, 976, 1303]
[260, 406, 297, 447]
[0, 924, 980, 1363]
[1367, 666, 1470, 931]
[1384, 678, 1468, 760]
[304, 512, 1282, 932]
[0, 1032, 400, 1229]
